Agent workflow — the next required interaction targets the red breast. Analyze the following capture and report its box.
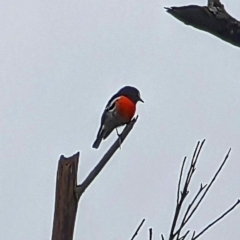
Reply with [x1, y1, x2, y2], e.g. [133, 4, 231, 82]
[115, 96, 136, 122]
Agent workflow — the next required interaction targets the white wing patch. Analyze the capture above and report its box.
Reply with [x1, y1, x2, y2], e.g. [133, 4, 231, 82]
[105, 97, 120, 112]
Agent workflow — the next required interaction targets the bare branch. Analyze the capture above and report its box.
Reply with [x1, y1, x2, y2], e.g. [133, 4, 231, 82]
[75, 117, 138, 200]
[149, 228, 153, 240]
[186, 140, 205, 186]
[192, 199, 240, 239]
[165, 0, 240, 48]
[169, 140, 205, 240]
[191, 141, 200, 164]
[177, 157, 187, 204]
[185, 148, 231, 223]
[174, 184, 207, 237]
[161, 234, 165, 240]
[130, 218, 145, 240]
[179, 230, 190, 240]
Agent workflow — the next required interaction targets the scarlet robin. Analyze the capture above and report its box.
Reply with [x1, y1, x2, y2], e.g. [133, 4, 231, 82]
[92, 86, 144, 149]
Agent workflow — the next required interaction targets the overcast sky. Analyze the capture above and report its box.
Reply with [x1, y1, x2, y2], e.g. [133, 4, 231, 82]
[1, 0, 240, 239]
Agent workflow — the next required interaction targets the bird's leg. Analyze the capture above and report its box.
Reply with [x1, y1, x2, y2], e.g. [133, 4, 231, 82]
[116, 128, 122, 149]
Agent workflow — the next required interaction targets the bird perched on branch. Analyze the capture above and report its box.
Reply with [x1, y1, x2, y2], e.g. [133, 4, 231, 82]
[92, 86, 144, 149]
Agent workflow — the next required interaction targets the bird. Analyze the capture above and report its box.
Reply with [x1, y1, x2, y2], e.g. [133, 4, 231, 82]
[92, 86, 144, 149]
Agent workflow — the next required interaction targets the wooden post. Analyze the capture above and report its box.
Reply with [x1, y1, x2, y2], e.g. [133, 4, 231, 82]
[51, 152, 80, 240]
[51, 118, 138, 240]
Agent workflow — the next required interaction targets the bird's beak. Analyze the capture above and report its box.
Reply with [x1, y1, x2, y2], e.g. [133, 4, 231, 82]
[139, 97, 144, 103]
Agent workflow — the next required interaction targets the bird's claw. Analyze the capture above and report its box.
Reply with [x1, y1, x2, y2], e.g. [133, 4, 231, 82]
[116, 128, 122, 149]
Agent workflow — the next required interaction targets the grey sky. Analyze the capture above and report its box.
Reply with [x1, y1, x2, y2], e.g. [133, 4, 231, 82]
[0, 0, 240, 239]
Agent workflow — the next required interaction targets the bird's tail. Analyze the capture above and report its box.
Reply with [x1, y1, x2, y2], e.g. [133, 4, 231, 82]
[92, 124, 115, 149]
[92, 136, 102, 149]
[92, 129, 105, 149]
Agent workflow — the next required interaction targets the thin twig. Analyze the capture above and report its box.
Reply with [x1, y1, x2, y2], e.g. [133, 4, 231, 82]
[75, 117, 138, 200]
[184, 142, 199, 186]
[170, 140, 205, 240]
[179, 230, 190, 240]
[191, 141, 200, 166]
[192, 199, 240, 239]
[194, 140, 205, 164]
[177, 157, 187, 204]
[184, 141, 204, 200]
[130, 218, 145, 240]
[174, 184, 207, 237]
[185, 148, 231, 223]
[186, 140, 205, 186]
[161, 234, 165, 240]
[149, 228, 153, 240]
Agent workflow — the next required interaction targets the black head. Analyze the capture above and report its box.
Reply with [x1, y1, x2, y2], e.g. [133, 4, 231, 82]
[117, 86, 144, 104]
